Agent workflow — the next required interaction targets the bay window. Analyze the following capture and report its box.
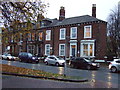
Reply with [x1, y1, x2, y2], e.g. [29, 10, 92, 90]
[80, 40, 95, 58]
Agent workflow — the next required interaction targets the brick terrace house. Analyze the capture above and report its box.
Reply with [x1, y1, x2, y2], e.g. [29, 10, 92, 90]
[2, 4, 107, 60]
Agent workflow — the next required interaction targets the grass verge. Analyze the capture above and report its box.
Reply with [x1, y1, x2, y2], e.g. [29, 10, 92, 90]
[1, 64, 83, 80]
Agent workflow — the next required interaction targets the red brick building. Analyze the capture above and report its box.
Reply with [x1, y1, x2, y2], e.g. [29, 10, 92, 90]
[2, 4, 107, 60]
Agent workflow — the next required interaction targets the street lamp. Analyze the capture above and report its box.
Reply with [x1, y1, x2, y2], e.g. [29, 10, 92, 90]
[64, 36, 70, 76]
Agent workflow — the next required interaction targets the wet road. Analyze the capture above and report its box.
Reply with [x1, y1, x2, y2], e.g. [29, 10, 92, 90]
[1, 75, 118, 88]
[1, 60, 120, 88]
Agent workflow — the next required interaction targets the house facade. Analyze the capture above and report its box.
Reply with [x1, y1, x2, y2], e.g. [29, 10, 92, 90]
[2, 4, 107, 60]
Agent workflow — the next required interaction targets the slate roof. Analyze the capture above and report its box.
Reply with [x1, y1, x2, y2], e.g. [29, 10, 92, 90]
[42, 15, 106, 28]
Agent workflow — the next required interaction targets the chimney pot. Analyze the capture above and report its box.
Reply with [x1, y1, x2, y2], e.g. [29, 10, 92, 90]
[92, 4, 96, 18]
[59, 6, 65, 21]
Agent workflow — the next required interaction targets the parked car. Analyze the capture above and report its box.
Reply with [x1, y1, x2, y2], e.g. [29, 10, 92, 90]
[69, 57, 100, 70]
[2, 54, 15, 60]
[18, 52, 39, 63]
[44, 55, 65, 66]
[109, 59, 120, 73]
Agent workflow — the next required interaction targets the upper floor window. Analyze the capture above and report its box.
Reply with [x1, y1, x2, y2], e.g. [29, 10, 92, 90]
[19, 33, 23, 41]
[27, 33, 31, 41]
[60, 28, 66, 40]
[84, 25, 92, 38]
[31, 33, 35, 41]
[70, 27, 77, 39]
[38, 32, 43, 41]
[46, 30, 51, 40]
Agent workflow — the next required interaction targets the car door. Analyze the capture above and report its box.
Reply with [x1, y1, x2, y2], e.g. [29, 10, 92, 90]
[50, 57, 56, 64]
[75, 58, 81, 68]
[79, 58, 87, 69]
[116, 60, 120, 70]
[47, 57, 54, 64]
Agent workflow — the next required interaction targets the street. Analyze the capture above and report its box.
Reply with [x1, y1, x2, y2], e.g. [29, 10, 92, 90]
[1, 59, 120, 88]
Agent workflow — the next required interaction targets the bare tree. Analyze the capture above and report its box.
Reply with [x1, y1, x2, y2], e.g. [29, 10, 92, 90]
[107, 2, 120, 58]
[0, 1, 48, 55]
[0, 1, 48, 43]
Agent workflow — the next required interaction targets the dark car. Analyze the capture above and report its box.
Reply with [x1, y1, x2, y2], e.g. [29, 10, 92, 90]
[69, 57, 99, 70]
[18, 52, 39, 63]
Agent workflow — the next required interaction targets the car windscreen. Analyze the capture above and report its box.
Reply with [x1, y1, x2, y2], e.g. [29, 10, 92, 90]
[84, 58, 91, 62]
[7, 54, 11, 56]
[57, 56, 64, 60]
[28, 53, 33, 57]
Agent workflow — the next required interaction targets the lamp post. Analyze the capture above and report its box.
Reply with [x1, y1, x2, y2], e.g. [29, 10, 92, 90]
[64, 36, 69, 76]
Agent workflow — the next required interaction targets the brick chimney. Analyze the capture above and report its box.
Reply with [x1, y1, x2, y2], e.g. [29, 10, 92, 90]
[59, 6, 65, 21]
[92, 4, 96, 18]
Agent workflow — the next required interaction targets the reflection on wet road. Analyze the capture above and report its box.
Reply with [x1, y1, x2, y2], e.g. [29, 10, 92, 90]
[1, 60, 119, 88]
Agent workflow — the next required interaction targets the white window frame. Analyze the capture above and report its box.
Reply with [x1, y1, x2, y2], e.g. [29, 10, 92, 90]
[20, 33, 23, 42]
[59, 44, 65, 56]
[46, 30, 51, 40]
[80, 40, 95, 58]
[27, 45, 35, 55]
[45, 44, 50, 55]
[38, 32, 43, 41]
[84, 25, 92, 38]
[60, 28, 66, 40]
[28, 33, 32, 41]
[70, 43, 77, 56]
[70, 27, 77, 39]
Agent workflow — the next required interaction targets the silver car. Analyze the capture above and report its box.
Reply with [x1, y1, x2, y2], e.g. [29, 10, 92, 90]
[44, 55, 65, 66]
[2, 54, 16, 60]
[109, 59, 120, 73]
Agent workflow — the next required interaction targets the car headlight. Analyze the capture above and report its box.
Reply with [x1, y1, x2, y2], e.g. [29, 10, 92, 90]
[92, 63, 97, 66]
[32, 57, 35, 59]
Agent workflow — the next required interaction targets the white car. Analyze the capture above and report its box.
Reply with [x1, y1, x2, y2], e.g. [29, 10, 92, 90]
[2, 54, 15, 60]
[44, 55, 65, 66]
[109, 59, 120, 73]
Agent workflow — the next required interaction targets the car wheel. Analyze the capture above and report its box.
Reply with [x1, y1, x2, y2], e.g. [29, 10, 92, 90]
[55, 62, 59, 66]
[111, 67, 117, 73]
[45, 61, 48, 65]
[19, 59, 22, 62]
[70, 63, 74, 68]
[7, 57, 9, 60]
[36, 61, 39, 64]
[87, 65, 91, 70]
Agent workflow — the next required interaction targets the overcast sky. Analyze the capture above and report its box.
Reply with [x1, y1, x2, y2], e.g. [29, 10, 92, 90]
[43, 0, 120, 21]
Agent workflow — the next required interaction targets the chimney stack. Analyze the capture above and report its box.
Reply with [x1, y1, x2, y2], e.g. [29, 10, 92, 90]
[59, 6, 65, 21]
[92, 4, 96, 18]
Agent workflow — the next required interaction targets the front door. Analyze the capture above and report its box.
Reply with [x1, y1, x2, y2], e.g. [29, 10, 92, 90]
[71, 45, 75, 57]
[70, 43, 77, 57]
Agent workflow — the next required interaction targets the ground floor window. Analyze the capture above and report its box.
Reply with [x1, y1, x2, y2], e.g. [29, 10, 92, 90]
[59, 44, 65, 56]
[80, 40, 95, 58]
[19, 46, 22, 53]
[45, 44, 50, 55]
[27, 45, 35, 55]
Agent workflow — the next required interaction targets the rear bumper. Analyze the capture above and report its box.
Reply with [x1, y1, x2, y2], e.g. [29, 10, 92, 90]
[90, 65, 100, 69]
